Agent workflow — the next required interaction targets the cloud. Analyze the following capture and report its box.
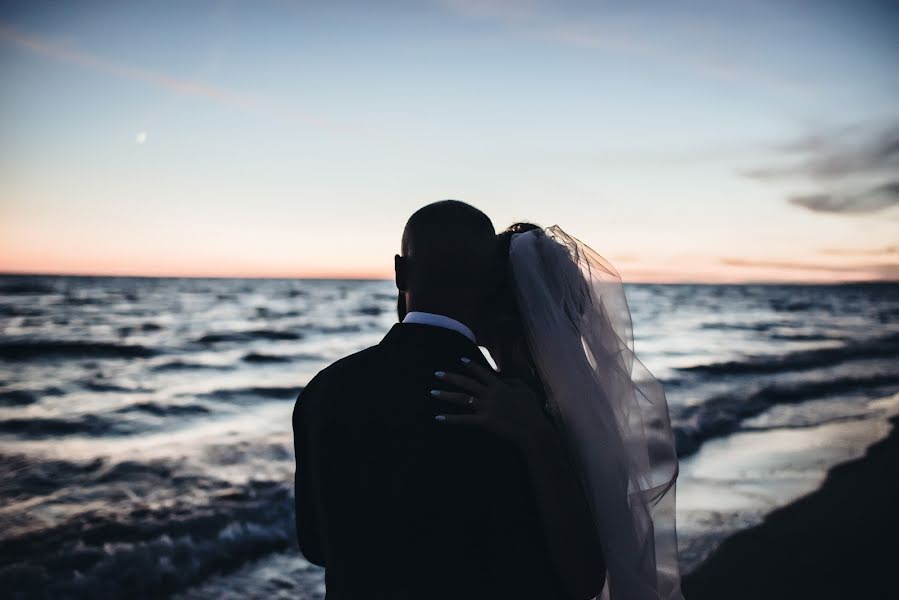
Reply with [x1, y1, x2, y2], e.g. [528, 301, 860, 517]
[745, 124, 899, 181]
[721, 257, 899, 280]
[788, 181, 899, 214]
[438, 0, 540, 22]
[744, 122, 899, 217]
[435, 0, 809, 98]
[0, 24, 367, 136]
[820, 245, 899, 256]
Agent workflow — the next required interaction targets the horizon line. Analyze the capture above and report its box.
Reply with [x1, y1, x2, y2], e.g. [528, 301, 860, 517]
[2, 269, 896, 286]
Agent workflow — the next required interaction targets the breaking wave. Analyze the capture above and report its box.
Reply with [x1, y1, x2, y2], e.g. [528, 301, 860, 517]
[680, 332, 899, 376]
[0, 340, 158, 361]
[0, 454, 295, 599]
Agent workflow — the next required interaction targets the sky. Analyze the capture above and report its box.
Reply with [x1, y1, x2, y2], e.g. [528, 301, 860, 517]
[1, 0, 897, 282]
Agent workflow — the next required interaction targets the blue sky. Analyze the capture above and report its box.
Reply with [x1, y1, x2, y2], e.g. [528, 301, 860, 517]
[1, 0, 897, 281]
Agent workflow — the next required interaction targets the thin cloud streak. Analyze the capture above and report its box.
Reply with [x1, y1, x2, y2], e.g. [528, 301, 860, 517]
[745, 124, 899, 181]
[539, 25, 810, 98]
[820, 245, 899, 256]
[788, 181, 899, 214]
[437, 0, 811, 98]
[439, 0, 540, 22]
[722, 257, 899, 280]
[0, 24, 370, 137]
[744, 122, 899, 217]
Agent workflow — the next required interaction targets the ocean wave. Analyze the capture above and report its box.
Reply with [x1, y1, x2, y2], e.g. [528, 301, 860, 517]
[253, 307, 303, 320]
[768, 333, 841, 342]
[175, 551, 324, 599]
[198, 386, 300, 403]
[0, 390, 38, 406]
[0, 455, 296, 599]
[242, 352, 292, 363]
[0, 414, 141, 439]
[115, 402, 211, 417]
[0, 279, 55, 295]
[150, 360, 232, 372]
[80, 380, 154, 393]
[242, 352, 322, 364]
[738, 412, 871, 432]
[316, 324, 362, 334]
[2, 402, 213, 438]
[0, 340, 158, 361]
[0, 304, 45, 317]
[196, 330, 303, 344]
[117, 322, 165, 337]
[61, 295, 104, 306]
[0, 453, 106, 501]
[700, 321, 779, 332]
[673, 372, 899, 456]
[768, 298, 815, 312]
[681, 332, 899, 376]
[0, 387, 65, 407]
[202, 442, 293, 466]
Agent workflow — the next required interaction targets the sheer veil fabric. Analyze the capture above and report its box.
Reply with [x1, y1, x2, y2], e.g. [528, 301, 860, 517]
[509, 227, 683, 600]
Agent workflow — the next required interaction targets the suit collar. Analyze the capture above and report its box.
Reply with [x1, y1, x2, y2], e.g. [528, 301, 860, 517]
[381, 322, 488, 365]
[401, 311, 476, 343]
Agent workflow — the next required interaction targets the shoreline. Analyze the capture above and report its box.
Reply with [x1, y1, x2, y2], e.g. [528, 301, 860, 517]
[682, 414, 899, 599]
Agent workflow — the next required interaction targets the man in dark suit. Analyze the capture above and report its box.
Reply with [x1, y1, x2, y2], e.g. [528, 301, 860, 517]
[292, 200, 569, 599]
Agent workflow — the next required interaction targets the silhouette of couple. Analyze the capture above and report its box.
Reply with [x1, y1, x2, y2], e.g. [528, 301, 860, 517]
[293, 201, 682, 600]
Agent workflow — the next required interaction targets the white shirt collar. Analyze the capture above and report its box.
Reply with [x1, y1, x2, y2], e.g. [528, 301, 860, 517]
[402, 311, 477, 344]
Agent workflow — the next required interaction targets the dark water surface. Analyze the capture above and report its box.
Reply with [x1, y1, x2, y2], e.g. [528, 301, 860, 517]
[2, 275, 898, 598]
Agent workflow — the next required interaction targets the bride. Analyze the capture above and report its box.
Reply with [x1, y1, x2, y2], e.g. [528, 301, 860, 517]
[432, 223, 683, 600]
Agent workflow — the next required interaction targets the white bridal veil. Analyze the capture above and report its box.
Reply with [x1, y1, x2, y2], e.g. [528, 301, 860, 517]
[509, 226, 683, 600]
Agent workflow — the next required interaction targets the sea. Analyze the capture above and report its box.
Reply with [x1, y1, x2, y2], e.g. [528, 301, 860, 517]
[1, 275, 898, 599]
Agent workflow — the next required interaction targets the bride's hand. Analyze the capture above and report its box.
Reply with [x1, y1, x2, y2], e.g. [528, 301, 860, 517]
[431, 358, 552, 449]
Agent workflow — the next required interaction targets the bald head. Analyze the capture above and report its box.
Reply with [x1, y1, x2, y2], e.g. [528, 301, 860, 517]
[395, 200, 497, 328]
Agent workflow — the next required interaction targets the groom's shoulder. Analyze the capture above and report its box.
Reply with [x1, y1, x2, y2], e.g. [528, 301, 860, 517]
[297, 342, 385, 401]
[293, 343, 384, 428]
[317, 343, 384, 383]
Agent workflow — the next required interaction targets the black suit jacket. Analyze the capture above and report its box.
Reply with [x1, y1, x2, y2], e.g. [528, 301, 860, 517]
[293, 323, 566, 599]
